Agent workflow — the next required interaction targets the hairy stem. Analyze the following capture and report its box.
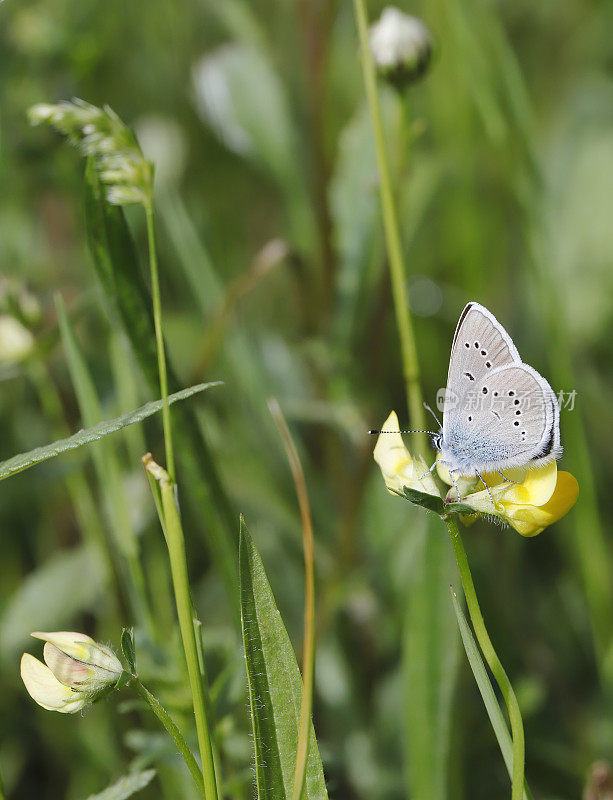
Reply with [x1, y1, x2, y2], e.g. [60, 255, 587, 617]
[144, 455, 219, 800]
[445, 515, 525, 800]
[134, 677, 205, 798]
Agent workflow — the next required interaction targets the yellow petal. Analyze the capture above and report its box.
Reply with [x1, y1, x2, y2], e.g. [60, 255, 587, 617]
[502, 461, 558, 507]
[502, 471, 579, 536]
[373, 411, 413, 494]
[20, 654, 87, 713]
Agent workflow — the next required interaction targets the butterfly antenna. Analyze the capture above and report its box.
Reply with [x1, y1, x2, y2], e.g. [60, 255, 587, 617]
[423, 402, 443, 429]
[368, 428, 438, 435]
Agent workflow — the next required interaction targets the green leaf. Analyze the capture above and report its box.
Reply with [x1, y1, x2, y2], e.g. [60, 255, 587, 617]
[403, 518, 459, 800]
[239, 517, 328, 800]
[0, 546, 106, 658]
[0, 382, 219, 482]
[402, 487, 445, 515]
[450, 589, 533, 800]
[121, 628, 136, 673]
[82, 769, 156, 800]
[114, 670, 132, 691]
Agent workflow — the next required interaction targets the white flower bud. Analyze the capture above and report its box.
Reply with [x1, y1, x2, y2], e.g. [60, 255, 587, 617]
[369, 7, 433, 88]
[21, 631, 124, 714]
[0, 316, 34, 363]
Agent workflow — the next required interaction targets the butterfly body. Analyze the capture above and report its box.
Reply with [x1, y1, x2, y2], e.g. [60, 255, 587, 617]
[437, 302, 561, 480]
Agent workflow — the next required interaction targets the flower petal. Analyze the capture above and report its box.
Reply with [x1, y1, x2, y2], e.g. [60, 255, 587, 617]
[373, 411, 413, 494]
[502, 471, 579, 536]
[501, 461, 558, 507]
[20, 654, 87, 713]
[32, 631, 95, 661]
[43, 643, 95, 688]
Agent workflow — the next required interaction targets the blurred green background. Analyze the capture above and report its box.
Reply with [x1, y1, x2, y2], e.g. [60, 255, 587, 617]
[1, 0, 613, 798]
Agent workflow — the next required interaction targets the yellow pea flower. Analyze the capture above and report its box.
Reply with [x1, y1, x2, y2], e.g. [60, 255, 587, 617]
[439, 460, 579, 537]
[21, 631, 124, 714]
[373, 411, 440, 497]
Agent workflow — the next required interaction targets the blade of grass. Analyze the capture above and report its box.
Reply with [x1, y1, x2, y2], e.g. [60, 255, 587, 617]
[267, 399, 316, 800]
[403, 516, 459, 800]
[56, 294, 154, 635]
[239, 517, 328, 800]
[450, 587, 533, 800]
[0, 384, 218, 482]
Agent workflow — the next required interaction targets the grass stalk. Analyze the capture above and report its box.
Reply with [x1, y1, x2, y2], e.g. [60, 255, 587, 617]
[445, 515, 525, 800]
[268, 399, 315, 800]
[143, 454, 219, 800]
[145, 201, 175, 483]
[134, 677, 206, 798]
[352, 0, 427, 454]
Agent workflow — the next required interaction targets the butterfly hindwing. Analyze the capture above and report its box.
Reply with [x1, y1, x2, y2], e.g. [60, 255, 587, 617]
[442, 302, 561, 475]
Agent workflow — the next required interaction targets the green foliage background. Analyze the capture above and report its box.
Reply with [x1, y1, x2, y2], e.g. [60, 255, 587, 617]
[1, 0, 612, 798]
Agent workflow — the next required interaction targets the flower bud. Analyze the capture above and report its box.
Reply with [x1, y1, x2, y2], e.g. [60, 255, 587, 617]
[369, 7, 433, 89]
[0, 316, 34, 363]
[21, 631, 124, 714]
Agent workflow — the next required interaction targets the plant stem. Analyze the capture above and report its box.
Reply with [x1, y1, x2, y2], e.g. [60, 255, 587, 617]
[134, 677, 205, 798]
[145, 202, 175, 483]
[144, 455, 219, 800]
[268, 400, 315, 800]
[352, 0, 427, 455]
[445, 515, 525, 800]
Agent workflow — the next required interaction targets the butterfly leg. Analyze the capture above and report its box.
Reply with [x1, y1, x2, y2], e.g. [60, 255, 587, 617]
[496, 469, 520, 485]
[475, 469, 495, 509]
[447, 468, 464, 502]
[416, 459, 440, 482]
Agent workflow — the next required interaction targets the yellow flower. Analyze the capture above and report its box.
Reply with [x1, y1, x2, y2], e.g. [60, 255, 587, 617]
[439, 461, 579, 537]
[373, 411, 440, 497]
[21, 631, 123, 714]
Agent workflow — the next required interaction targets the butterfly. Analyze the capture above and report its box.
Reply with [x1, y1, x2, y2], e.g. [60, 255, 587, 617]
[432, 302, 561, 492]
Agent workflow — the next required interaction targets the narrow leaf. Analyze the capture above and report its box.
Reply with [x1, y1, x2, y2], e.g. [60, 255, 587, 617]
[450, 589, 533, 800]
[0, 383, 219, 481]
[239, 518, 328, 800]
[404, 518, 459, 800]
[121, 628, 136, 673]
[83, 769, 156, 800]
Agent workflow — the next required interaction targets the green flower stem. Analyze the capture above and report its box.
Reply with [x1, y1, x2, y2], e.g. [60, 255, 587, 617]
[353, 0, 427, 456]
[145, 201, 175, 483]
[134, 677, 205, 798]
[445, 515, 525, 800]
[144, 455, 219, 800]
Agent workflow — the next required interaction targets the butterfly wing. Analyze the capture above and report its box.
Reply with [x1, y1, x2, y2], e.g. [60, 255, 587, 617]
[443, 363, 561, 474]
[443, 303, 521, 439]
